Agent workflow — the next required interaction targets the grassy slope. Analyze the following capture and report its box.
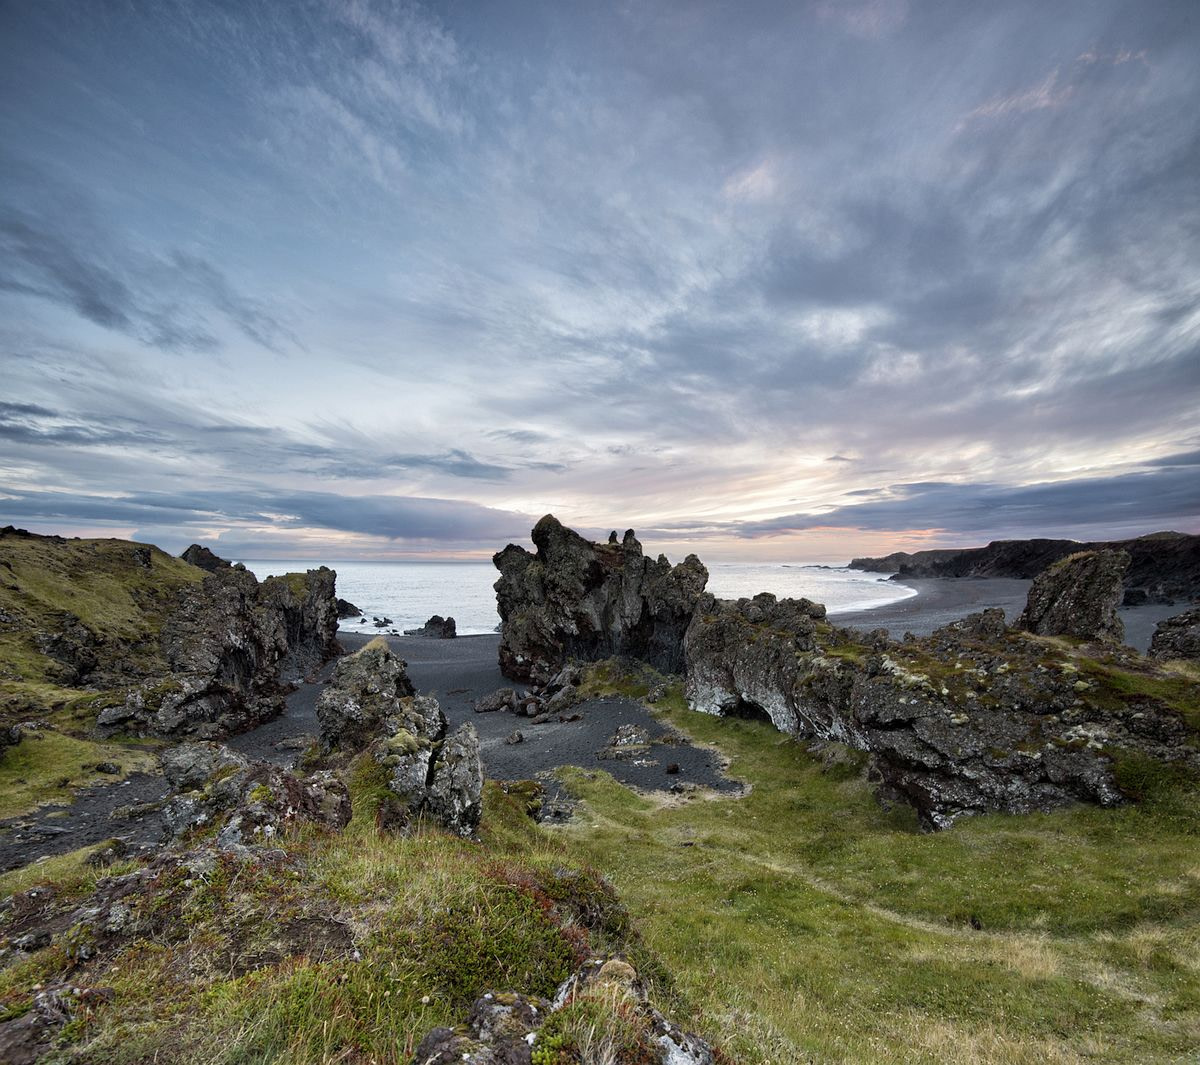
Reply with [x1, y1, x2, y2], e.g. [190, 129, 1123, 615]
[553, 687, 1200, 1065]
[0, 776, 659, 1064]
[0, 533, 202, 714]
[0, 533, 204, 819]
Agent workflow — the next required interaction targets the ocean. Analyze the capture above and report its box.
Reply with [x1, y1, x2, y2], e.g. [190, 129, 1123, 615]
[239, 558, 915, 635]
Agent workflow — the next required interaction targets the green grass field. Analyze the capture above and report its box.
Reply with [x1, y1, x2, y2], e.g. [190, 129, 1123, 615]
[551, 687, 1200, 1064]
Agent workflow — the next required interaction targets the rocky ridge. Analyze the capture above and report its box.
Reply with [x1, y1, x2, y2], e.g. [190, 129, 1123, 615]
[493, 516, 708, 683]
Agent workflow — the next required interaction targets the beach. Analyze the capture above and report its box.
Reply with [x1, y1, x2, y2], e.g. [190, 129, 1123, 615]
[833, 576, 1182, 652]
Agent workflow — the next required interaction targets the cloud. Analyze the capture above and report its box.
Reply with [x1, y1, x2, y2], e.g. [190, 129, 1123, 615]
[0, 486, 532, 545]
[0, 179, 296, 354]
[732, 465, 1200, 539]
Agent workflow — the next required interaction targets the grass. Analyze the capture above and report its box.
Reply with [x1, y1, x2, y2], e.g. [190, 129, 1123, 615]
[1, 779, 654, 1065]
[550, 685, 1200, 1064]
[0, 729, 157, 818]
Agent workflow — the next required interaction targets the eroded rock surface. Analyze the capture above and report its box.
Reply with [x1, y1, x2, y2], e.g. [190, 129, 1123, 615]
[684, 602, 1198, 828]
[493, 515, 708, 683]
[158, 741, 351, 850]
[317, 639, 483, 837]
[1018, 550, 1129, 644]
[1149, 609, 1200, 662]
[98, 554, 341, 739]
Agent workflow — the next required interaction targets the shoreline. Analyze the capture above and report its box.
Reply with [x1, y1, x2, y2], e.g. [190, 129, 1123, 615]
[831, 575, 1183, 653]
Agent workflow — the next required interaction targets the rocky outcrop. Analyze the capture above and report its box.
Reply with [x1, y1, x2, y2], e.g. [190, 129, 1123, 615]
[158, 741, 351, 850]
[1149, 609, 1200, 662]
[850, 530, 1200, 603]
[404, 614, 456, 638]
[412, 956, 715, 1065]
[1018, 550, 1129, 644]
[684, 601, 1198, 829]
[98, 559, 341, 739]
[336, 597, 362, 619]
[317, 639, 482, 837]
[493, 515, 709, 683]
[180, 544, 231, 573]
[316, 638, 416, 751]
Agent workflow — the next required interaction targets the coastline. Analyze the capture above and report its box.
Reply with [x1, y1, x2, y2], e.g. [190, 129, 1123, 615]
[831, 576, 1183, 653]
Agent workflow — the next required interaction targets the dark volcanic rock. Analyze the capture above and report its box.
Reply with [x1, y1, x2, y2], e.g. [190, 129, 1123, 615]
[404, 614, 457, 638]
[98, 565, 341, 739]
[684, 604, 1198, 829]
[850, 530, 1200, 603]
[1149, 609, 1200, 662]
[336, 597, 363, 619]
[317, 640, 482, 837]
[493, 515, 709, 683]
[316, 639, 416, 751]
[1018, 550, 1129, 644]
[180, 543, 232, 573]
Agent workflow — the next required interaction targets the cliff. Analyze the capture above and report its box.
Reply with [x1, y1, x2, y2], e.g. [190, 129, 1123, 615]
[849, 530, 1200, 602]
[0, 528, 340, 738]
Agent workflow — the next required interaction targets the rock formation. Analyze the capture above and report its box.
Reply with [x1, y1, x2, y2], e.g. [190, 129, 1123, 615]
[850, 530, 1200, 603]
[180, 543, 231, 573]
[404, 614, 457, 638]
[413, 956, 715, 1065]
[317, 639, 482, 837]
[684, 598, 1197, 829]
[1017, 550, 1129, 644]
[158, 741, 352, 850]
[1149, 609, 1200, 662]
[98, 557, 341, 738]
[493, 515, 709, 683]
[336, 597, 362, 618]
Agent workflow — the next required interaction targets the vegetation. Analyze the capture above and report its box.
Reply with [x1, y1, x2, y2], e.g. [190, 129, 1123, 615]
[0, 779, 657, 1064]
[552, 683, 1200, 1064]
[0, 729, 157, 819]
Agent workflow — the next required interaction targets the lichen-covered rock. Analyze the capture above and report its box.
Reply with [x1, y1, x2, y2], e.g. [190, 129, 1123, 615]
[404, 614, 457, 638]
[684, 604, 1199, 829]
[424, 724, 483, 838]
[412, 957, 715, 1065]
[98, 557, 341, 738]
[318, 640, 483, 837]
[316, 638, 417, 751]
[158, 742, 351, 849]
[1018, 550, 1130, 644]
[493, 515, 709, 684]
[1148, 609, 1200, 662]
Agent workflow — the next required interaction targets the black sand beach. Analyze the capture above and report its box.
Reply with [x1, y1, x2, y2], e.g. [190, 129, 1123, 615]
[833, 576, 1181, 652]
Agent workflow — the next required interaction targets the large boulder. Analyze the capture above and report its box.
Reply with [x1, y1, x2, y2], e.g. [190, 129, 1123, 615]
[180, 544, 231, 574]
[1148, 609, 1200, 662]
[98, 559, 341, 738]
[493, 515, 709, 683]
[1018, 550, 1130, 644]
[316, 638, 417, 752]
[684, 604, 1198, 829]
[317, 639, 483, 837]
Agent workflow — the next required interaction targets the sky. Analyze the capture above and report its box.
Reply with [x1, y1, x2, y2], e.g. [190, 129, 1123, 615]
[1, 0, 1198, 562]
